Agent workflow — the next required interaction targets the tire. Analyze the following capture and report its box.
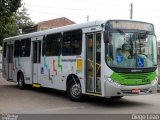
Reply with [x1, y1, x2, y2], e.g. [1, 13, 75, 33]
[18, 73, 25, 89]
[67, 80, 84, 102]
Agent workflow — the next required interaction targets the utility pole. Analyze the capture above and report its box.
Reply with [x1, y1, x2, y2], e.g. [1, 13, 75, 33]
[130, 3, 133, 19]
[87, 15, 89, 22]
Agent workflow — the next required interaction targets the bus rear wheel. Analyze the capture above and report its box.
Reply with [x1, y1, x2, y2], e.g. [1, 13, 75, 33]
[67, 80, 84, 102]
[18, 73, 25, 89]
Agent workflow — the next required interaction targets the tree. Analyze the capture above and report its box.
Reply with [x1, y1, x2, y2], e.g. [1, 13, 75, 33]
[16, 4, 35, 30]
[3, 14, 19, 37]
[0, 0, 21, 17]
[0, 15, 19, 45]
[0, 0, 21, 45]
[0, 2, 35, 45]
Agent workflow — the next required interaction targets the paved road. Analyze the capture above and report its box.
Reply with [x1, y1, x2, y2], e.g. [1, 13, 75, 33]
[0, 73, 160, 114]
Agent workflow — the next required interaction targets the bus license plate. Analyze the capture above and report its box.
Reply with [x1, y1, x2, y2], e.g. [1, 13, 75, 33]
[132, 89, 140, 94]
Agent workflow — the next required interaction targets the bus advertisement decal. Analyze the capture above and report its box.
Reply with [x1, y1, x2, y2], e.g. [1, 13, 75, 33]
[43, 55, 48, 69]
[58, 56, 62, 71]
[53, 60, 57, 75]
[41, 67, 44, 74]
[76, 59, 83, 71]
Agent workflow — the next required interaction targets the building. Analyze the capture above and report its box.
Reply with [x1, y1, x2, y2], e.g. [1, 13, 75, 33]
[22, 17, 75, 34]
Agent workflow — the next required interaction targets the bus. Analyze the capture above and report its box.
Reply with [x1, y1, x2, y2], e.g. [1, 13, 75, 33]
[2, 20, 158, 101]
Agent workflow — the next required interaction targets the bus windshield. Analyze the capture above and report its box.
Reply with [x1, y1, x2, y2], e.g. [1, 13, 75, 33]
[105, 32, 157, 68]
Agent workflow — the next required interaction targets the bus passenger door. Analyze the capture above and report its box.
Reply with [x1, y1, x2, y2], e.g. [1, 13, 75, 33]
[86, 33, 101, 93]
[32, 41, 41, 84]
[7, 44, 14, 80]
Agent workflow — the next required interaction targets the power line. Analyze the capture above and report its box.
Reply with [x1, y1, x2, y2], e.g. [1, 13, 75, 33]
[28, 8, 86, 19]
[26, 4, 82, 11]
[29, 8, 62, 16]
[86, 15, 89, 22]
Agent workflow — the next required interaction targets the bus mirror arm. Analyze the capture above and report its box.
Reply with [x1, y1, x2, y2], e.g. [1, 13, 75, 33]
[103, 31, 109, 43]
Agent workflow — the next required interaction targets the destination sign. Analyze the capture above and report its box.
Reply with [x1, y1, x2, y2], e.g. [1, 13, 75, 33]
[109, 20, 154, 32]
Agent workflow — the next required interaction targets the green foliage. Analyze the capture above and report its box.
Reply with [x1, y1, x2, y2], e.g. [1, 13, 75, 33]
[16, 4, 35, 29]
[0, 0, 21, 45]
[0, 0, 21, 17]
[4, 15, 19, 37]
[0, 15, 19, 45]
[0, 2, 34, 45]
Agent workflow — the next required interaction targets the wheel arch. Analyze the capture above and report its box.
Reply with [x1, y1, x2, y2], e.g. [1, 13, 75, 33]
[66, 74, 80, 90]
[17, 70, 24, 82]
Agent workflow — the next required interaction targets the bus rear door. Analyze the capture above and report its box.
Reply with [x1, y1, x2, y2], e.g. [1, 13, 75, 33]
[32, 37, 42, 85]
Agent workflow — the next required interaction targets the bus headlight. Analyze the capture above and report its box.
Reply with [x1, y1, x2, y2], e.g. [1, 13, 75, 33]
[151, 78, 158, 85]
[106, 78, 121, 87]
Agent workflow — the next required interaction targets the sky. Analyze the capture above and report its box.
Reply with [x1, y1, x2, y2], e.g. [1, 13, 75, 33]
[22, 0, 160, 39]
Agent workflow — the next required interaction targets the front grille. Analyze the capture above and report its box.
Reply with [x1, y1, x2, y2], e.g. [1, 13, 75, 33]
[111, 72, 156, 86]
[118, 73, 150, 80]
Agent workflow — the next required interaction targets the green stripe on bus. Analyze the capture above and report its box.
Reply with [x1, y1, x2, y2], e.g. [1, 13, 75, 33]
[110, 72, 156, 86]
[58, 56, 62, 71]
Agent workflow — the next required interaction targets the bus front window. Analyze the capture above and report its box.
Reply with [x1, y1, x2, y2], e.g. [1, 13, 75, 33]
[105, 32, 157, 69]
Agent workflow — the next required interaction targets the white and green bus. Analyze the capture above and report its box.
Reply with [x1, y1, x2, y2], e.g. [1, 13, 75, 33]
[2, 20, 158, 101]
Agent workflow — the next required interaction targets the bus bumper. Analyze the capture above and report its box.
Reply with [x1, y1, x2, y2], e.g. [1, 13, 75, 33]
[104, 78, 158, 97]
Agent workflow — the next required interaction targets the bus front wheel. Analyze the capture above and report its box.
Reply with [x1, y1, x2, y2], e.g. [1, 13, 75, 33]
[18, 73, 25, 89]
[67, 80, 83, 102]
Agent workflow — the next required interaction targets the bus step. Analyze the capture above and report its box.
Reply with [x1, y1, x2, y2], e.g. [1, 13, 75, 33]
[85, 92, 102, 97]
[33, 84, 41, 88]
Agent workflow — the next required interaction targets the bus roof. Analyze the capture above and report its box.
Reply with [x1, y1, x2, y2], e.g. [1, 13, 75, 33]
[3, 20, 105, 42]
[3, 19, 154, 42]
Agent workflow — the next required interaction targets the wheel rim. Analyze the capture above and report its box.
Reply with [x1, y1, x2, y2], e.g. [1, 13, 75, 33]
[70, 84, 81, 98]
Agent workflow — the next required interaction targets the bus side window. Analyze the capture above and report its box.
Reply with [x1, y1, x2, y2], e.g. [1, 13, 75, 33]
[42, 36, 46, 56]
[62, 30, 82, 56]
[3, 42, 7, 58]
[20, 38, 31, 57]
[44, 33, 62, 56]
[14, 40, 21, 57]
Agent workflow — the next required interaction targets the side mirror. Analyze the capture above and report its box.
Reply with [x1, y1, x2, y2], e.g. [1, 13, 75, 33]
[103, 31, 109, 43]
[105, 44, 113, 58]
